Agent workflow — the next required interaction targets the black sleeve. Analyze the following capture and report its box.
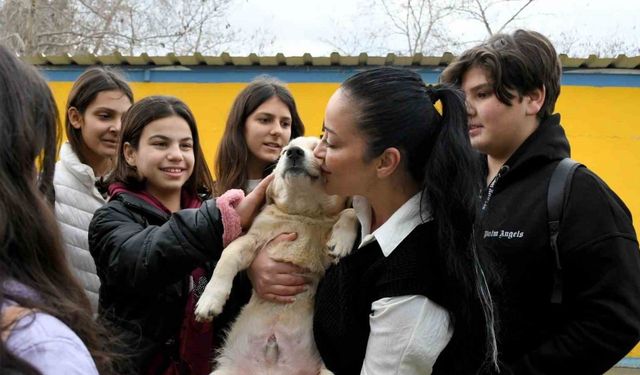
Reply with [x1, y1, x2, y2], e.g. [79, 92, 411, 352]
[89, 199, 225, 293]
[510, 169, 640, 375]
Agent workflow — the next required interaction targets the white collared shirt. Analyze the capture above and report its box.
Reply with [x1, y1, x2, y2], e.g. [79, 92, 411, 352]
[352, 193, 453, 375]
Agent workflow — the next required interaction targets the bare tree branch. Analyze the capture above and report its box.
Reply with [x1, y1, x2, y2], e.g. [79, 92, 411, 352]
[474, 0, 493, 34]
[455, 0, 535, 36]
[495, 0, 534, 34]
[376, 0, 457, 55]
[0, 0, 273, 55]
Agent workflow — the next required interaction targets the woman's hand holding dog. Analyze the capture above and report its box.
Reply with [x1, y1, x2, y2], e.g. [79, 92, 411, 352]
[248, 232, 310, 303]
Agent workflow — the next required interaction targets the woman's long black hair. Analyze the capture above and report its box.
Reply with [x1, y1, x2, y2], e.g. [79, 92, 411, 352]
[341, 66, 498, 373]
[0, 45, 115, 374]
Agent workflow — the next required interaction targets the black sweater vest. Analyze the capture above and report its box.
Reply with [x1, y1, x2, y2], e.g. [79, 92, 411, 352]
[313, 222, 451, 375]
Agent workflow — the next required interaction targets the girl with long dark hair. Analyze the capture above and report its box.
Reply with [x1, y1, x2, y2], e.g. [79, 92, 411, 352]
[215, 75, 309, 307]
[89, 96, 271, 374]
[0, 45, 115, 374]
[55, 66, 133, 313]
[214, 75, 304, 196]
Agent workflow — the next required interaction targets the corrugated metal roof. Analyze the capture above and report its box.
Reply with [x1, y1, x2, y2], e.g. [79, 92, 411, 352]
[21, 52, 640, 69]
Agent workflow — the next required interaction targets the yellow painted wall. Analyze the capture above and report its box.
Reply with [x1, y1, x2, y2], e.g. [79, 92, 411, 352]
[49, 82, 340, 171]
[559, 86, 640, 358]
[49, 81, 640, 356]
[49, 82, 640, 234]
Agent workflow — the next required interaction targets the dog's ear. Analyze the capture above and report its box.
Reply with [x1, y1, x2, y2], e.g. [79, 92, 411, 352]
[266, 177, 275, 205]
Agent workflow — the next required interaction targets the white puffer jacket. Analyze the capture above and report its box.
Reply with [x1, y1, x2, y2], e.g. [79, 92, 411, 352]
[54, 142, 107, 313]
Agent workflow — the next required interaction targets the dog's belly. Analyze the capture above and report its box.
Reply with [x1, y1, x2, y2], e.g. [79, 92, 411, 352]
[215, 295, 322, 375]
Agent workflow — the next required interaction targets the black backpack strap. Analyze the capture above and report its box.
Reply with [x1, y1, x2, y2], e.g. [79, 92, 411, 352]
[547, 158, 582, 304]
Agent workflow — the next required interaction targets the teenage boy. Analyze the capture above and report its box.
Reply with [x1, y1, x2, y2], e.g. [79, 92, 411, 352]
[441, 29, 640, 374]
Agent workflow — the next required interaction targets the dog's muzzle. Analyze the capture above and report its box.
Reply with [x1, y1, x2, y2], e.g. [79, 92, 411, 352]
[284, 147, 306, 172]
[285, 146, 304, 165]
[283, 146, 317, 178]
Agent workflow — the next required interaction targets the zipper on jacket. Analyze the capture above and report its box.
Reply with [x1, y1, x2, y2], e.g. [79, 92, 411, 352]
[481, 165, 510, 212]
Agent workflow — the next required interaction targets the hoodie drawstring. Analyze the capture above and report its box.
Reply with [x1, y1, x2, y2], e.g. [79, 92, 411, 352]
[481, 165, 510, 212]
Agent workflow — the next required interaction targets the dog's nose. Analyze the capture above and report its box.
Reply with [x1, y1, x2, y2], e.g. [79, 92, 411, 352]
[285, 147, 304, 160]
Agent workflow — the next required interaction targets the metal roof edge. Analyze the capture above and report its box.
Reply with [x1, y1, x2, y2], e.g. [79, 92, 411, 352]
[21, 52, 640, 69]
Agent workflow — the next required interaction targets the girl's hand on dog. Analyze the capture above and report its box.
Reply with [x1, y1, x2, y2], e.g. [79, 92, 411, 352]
[248, 232, 310, 303]
[236, 174, 274, 230]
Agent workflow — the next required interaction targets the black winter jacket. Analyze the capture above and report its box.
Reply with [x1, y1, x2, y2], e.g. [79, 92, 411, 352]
[88, 191, 225, 373]
[480, 114, 640, 374]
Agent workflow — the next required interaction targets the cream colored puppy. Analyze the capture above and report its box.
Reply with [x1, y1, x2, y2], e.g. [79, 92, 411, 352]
[195, 136, 357, 375]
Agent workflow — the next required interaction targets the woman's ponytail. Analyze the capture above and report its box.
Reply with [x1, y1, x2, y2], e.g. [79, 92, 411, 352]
[423, 85, 479, 275]
[423, 84, 499, 372]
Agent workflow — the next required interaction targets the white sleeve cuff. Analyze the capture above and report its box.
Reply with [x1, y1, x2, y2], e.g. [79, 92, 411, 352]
[361, 295, 453, 375]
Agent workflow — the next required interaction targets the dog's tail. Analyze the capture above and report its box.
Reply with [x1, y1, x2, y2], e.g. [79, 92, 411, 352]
[264, 333, 280, 365]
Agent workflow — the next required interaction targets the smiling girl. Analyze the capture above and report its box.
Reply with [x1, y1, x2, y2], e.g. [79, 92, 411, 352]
[54, 67, 133, 313]
[88, 96, 271, 375]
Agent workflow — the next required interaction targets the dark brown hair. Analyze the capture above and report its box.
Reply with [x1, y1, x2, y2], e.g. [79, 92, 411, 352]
[110, 96, 214, 196]
[441, 29, 561, 120]
[214, 75, 305, 195]
[66, 66, 133, 163]
[0, 45, 115, 374]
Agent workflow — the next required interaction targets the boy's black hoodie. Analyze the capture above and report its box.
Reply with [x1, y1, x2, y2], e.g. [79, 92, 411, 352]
[480, 114, 640, 374]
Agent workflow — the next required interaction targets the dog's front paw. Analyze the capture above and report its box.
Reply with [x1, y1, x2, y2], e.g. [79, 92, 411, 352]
[194, 284, 229, 322]
[327, 236, 352, 263]
[327, 208, 357, 263]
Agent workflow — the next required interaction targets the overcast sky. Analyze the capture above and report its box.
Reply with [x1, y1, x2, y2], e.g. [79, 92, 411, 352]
[226, 0, 640, 57]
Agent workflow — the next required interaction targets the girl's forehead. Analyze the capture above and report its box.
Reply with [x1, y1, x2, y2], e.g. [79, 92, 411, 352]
[141, 116, 193, 138]
[89, 89, 132, 107]
[251, 96, 291, 115]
